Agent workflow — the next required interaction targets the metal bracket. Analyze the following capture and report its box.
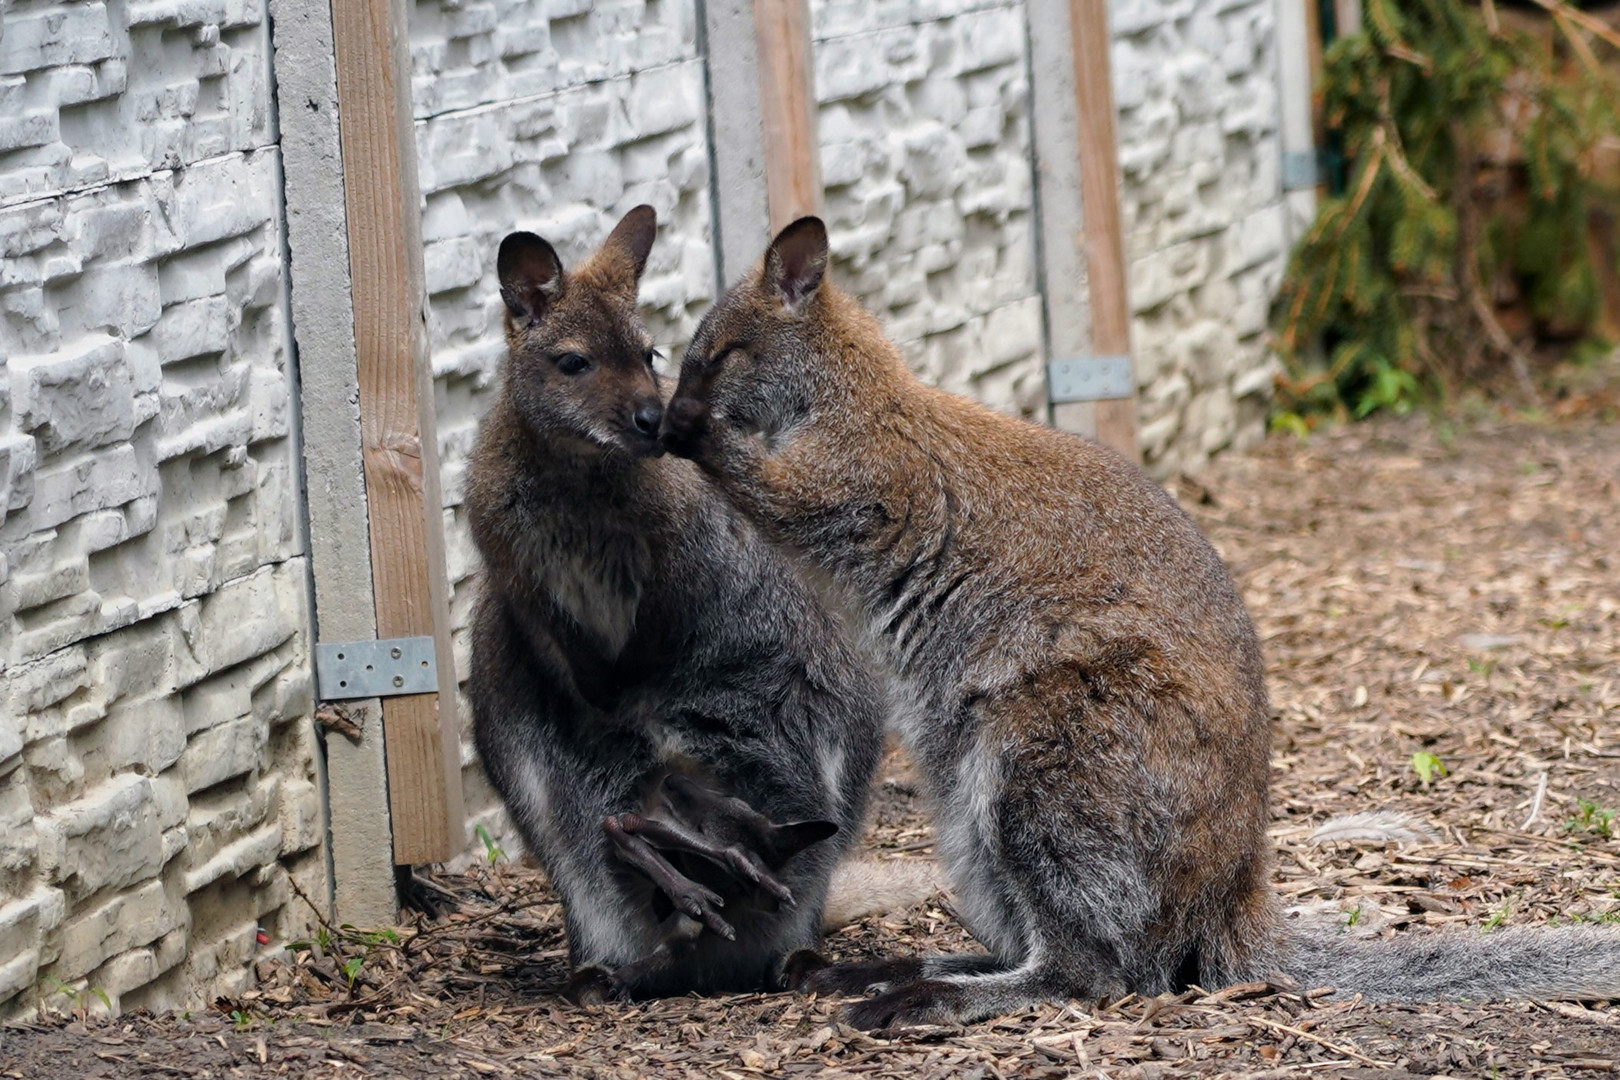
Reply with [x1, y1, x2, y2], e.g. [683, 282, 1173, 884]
[1281, 149, 1322, 191]
[1047, 354, 1134, 404]
[315, 636, 437, 700]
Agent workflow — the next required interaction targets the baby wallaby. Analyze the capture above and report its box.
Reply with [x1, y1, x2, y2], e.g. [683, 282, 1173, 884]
[465, 207, 897, 1001]
[660, 217, 1620, 1028]
[591, 768, 840, 1000]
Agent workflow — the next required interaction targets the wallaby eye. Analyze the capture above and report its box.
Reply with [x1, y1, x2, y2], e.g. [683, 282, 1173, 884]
[555, 352, 590, 375]
[644, 347, 662, 369]
[708, 343, 746, 370]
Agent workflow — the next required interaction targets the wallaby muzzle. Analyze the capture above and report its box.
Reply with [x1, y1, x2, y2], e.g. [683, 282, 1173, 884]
[660, 395, 710, 458]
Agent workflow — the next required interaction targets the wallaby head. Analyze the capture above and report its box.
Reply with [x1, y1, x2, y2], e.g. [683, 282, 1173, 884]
[497, 204, 665, 456]
[664, 216, 897, 457]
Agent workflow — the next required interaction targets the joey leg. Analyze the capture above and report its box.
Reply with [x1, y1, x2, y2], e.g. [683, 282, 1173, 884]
[565, 916, 708, 1005]
[602, 915, 705, 1001]
[602, 815, 735, 940]
[617, 809, 796, 906]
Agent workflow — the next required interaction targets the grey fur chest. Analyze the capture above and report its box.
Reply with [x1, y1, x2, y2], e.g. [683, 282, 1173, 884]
[515, 509, 654, 658]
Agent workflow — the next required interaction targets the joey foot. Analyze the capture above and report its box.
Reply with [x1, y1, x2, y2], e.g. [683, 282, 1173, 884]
[618, 806, 797, 906]
[602, 814, 735, 940]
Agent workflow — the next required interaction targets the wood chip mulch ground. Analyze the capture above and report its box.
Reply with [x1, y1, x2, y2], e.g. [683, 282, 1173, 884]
[4, 414, 1617, 1078]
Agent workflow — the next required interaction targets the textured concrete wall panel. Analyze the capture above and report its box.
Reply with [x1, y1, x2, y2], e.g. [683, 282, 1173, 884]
[811, 0, 1048, 419]
[0, 0, 273, 208]
[1110, 0, 1285, 473]
[0, 0, 322, 1013]
[408, 0, 717, 852]
[408, 0, 696, 119]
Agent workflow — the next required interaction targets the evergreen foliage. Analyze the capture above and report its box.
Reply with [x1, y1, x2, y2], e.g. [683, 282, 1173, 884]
[1273, 0, 1620, 426]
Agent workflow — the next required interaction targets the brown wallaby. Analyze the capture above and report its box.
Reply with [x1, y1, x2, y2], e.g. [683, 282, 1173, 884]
[660, 216, 1620, 1028]
[464, 207, 905, 1002]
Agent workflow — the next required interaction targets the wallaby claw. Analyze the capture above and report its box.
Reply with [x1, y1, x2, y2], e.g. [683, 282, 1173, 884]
[681, 893, 736, 941]
[781, 948, 832, 991]
[654, 862, 734, 939]
[720, 845, 795, 906]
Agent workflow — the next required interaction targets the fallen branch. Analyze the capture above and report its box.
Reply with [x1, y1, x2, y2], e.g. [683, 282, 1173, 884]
[1246, 1014, 1396, 1069]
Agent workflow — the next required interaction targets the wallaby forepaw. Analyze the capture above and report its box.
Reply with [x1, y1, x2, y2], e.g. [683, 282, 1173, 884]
[781, 948, 832, 991]
[841, 979, 962, 1031]
[561, 966, 616, 1007]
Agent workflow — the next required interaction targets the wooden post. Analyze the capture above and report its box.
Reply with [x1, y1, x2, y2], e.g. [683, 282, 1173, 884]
[1062, 0, 1139, 459]
[330, 0, 464, 865]
[269, 0, 398, 923]
[752, 0, 823, 230]
[1303, 0, 1328, 201]
[1278, 0, 1323, 211]
[1332, 0, 1362, 38]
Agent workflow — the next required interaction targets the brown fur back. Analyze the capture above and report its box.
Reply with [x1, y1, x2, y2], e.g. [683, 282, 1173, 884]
[661, 217, 1281, 1023]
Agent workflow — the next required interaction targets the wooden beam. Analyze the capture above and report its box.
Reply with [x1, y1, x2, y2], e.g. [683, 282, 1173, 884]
[753, 0, 823, 229]
[1303, 0, 1328, 201]
[267, 0, 398, 923]
[704, 0, 771, 285]
[1332, 0, 1362, 38]
[1277, 0, 1323, 214]
[330, 0, 464, 865]
[1067, 0, 1139, 459]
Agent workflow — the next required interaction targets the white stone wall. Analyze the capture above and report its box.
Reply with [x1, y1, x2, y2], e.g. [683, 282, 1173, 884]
[806, 0, 1287, 464]
[0, 0, 322, 1017]
[426, 0, 1293, 851]
[405, 0, 719, 850]
[1111, 0, 1286, 473]
[811, 0, 1048, 419]
[0, 0, 1296, 1015]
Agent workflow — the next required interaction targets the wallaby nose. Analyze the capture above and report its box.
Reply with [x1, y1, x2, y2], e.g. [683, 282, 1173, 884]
[632, 400, 663, 436]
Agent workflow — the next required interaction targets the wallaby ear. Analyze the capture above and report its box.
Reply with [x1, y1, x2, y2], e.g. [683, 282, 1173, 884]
[763, 216, 829, 313]
[596, 204, 658, 290]
[765, 819, 839, 867]
[497, 231, 564, 325]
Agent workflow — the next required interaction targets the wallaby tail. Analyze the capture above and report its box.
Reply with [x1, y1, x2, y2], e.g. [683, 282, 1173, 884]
[1286, 919, 1620, 1001]
[822, 858, 943, 932]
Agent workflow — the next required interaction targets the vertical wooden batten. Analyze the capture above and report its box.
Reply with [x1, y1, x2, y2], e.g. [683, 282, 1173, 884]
[1332, 0, 1363, 39]
[330, 0, 465, 864]
[269, 0, 399, 925]
[1277, 0, 1323, 219]
[752, 0, 823, 230]
[1065, 0, 1139, 459]
[1303, 0, 1329, 201]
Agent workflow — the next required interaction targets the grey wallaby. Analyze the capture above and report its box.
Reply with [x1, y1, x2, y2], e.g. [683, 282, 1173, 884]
[659, 215, 1620, 1028]
[464, 206, 897, 1001]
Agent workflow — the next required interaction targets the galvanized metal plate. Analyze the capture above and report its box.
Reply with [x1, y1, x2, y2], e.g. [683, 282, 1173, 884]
[1047, 354, 1134, 404]
[1281, 149, 1320, 191]
[316, 636, 437, 699]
